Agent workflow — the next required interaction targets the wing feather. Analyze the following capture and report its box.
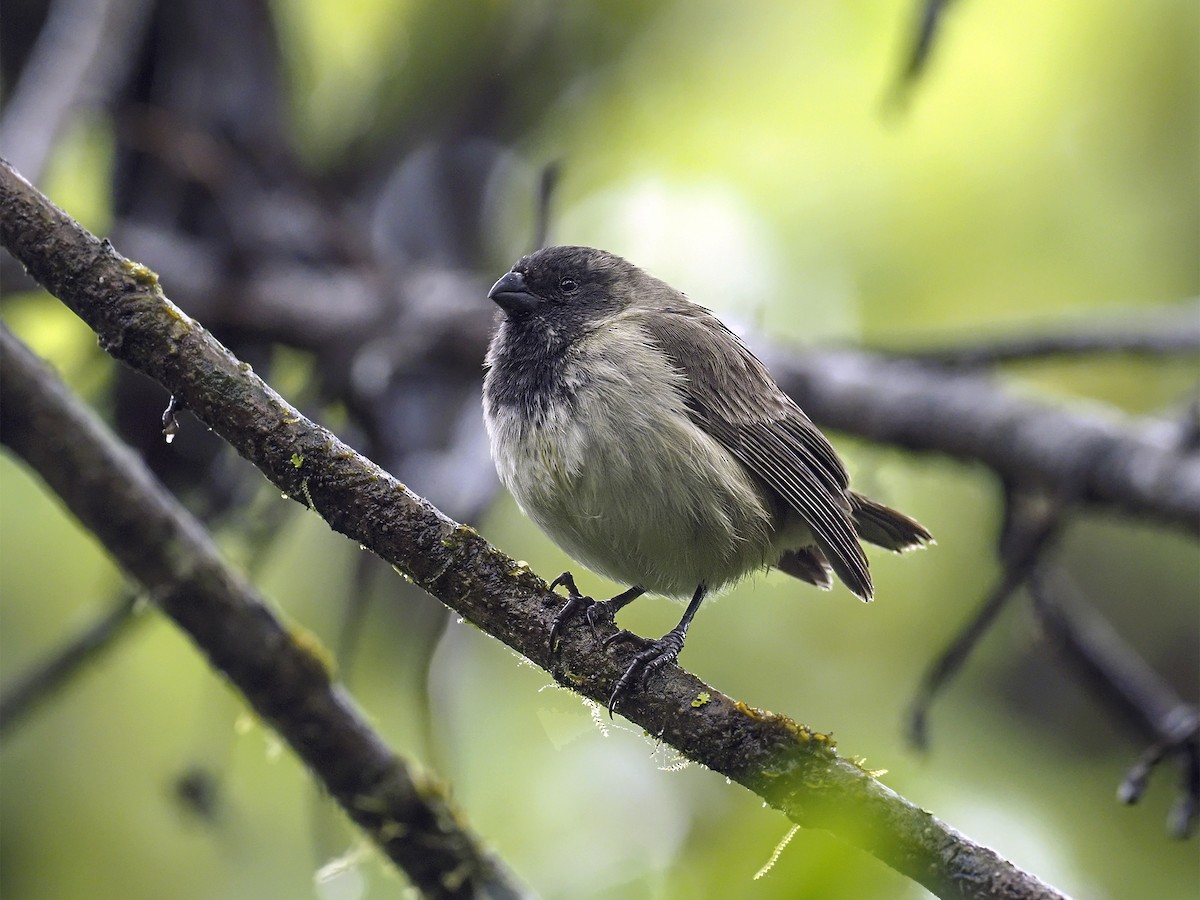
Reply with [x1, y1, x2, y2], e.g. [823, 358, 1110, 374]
[632, 302, 873, 599]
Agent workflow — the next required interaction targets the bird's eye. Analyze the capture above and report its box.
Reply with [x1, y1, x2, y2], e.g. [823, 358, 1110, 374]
[559, 277, 578, 294]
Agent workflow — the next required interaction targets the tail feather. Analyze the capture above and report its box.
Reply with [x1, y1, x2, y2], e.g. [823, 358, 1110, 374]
[776, 547, 833, 590]
[776, 495, 930, 598]
[849, 492, 933, 552]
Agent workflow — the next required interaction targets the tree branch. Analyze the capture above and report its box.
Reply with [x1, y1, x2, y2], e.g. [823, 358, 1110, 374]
[880, 304, 1200, 366]
[907, 485, 1068, 749]
[0, 161, 1073, 899]
[886, 0, 962, 112]
[0, 324, 528, 899]
[0, 0, 154, 183]
[1030, 566, 1199, 838]
[0, 592, 144, 737]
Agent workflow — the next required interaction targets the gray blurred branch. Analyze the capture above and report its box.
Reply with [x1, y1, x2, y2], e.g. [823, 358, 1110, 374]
[886, 0, 962, 112]
[0, 0, 153, 183]
[907, 486, 1068, 750]
[1031, 567, 1199, 838]
[882, 303, 1200, 366]
[0, 160, 1072, 900]
[0, 324, 528, 900]
[0, 592, 144, 737]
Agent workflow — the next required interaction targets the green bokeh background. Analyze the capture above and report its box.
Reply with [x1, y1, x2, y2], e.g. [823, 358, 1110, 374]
[2, 1, 1197, 898]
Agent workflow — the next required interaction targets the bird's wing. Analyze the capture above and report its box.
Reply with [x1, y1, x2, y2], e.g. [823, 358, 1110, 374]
[635, 303, 873, 600]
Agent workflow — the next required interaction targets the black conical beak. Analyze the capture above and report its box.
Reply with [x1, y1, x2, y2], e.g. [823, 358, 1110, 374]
[488, 271, 539, 316]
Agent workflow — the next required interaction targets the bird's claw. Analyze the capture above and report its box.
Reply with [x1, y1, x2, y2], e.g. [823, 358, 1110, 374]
[583, 601, 617, 637]
[601, 629, 642, 651]
[606, 629, 686, 717]
[549, 572, 626, 650]
[548, 572, 594, 651]
[548, 573, 680, 717]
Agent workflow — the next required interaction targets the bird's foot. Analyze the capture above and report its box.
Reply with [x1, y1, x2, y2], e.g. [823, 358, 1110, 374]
[548, 572, 589, 651]
[602, 626, 687, 717]
[548, 572, 619, 650]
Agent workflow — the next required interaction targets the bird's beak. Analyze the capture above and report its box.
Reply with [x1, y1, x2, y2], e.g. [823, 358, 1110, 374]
[488, 271, 540, 316]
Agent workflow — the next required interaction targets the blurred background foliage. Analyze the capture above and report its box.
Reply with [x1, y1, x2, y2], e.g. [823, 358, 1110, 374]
[1, 0, 1197, 898]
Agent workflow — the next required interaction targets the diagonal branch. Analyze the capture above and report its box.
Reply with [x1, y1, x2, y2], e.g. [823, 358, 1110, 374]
[0, 324, 529, 899]
[907, 486, 1068, 749]
[0, 161, 1072, 900]
[1030, 566, 1199, 839]
[886, 0, 962, 111]
[0, 592, 144, 736]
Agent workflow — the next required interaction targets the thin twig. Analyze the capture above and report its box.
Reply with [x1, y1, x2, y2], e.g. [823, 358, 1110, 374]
[0, 0, 154, 183]
[0, 592, 144, 736]
[907, 487, 1066, 748]
[886, 0, 962, 111]
[1031, 566, 1199, 839]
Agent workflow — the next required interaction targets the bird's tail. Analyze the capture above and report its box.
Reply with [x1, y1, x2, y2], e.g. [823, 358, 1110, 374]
[849, 492, 933, 552]
[776, 547, 834, 590]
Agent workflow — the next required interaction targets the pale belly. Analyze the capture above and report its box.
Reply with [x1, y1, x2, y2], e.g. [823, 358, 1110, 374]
[487, 373, 781, 598]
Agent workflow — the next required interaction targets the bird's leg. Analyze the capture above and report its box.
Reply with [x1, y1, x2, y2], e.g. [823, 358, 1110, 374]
[605, 583, 707, 717]
[583, 584, 645, 633]
[548, 573, 645, 651]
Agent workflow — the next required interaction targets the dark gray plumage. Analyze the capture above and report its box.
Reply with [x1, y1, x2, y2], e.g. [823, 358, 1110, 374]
[483, 246, 931, 712]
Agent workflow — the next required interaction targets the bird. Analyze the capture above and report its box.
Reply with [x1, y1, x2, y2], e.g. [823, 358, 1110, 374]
[482, 245, 931, 713]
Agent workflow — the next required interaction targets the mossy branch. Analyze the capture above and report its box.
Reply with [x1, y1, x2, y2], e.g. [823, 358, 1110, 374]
[1, 159, 1066, 900]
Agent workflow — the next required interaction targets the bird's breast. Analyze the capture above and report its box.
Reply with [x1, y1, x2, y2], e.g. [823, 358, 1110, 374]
[484, 321, 778, 596]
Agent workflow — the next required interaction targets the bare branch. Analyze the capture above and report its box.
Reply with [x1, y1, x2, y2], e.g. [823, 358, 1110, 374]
[886, 0, 962, 112]
[0, 160, 1070, 900]
[1031, 567, 1199, 839]
[883, 304, 1200, 366]
[0, 592, 144, 736]
[0, 0, 154, 183]
[908, 487, 1067, 748]
[0, 325, 529, 899]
